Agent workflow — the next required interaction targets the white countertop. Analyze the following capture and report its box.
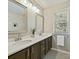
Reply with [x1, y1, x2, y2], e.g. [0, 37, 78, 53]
[8, 33, 52, 56]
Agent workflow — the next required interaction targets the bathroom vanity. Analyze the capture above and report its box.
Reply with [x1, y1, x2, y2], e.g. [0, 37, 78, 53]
[8, 1, 52, 59]
[8, 33, 52, 59]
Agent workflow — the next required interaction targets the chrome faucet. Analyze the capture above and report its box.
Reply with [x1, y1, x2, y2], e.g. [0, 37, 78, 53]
[15, 33, 22, 41]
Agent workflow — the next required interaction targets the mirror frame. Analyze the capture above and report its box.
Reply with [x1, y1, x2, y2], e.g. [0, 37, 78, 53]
[35, 13, 44, 33]
[8, 0, 27, 8]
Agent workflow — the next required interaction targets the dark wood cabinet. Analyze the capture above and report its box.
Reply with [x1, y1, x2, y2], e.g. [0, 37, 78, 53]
[37, 43, 41, 59]
[45, 36, 52, 54]
[30, 42, 41, 59]
[8, 54, 15, 59]
[45, 38, 49, 53]
[40, 40, 46, 59]
[8, 36, 52, 59]
[9, 49, 26, 59]
[30, 45, 36, 59]
[8, 48, 30, 59]
[48, 36, 52, 50]
[26, 48, 30, 59]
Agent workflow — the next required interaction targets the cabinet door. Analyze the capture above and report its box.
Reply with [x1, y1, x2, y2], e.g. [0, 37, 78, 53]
[45, 38, 49, 53]
[37, 42, 41, 59]
[9, 49, 26, 59]
[31, 44, 37, 59]
[15, 50, 26, 59]
[26, 48, 30, 59]
[48, 36, 52, 50]
[8, 55, 15, 59]
[41, 40, 46, 59]
[31, 42, 41, 59]
[8, 48, 31, 59]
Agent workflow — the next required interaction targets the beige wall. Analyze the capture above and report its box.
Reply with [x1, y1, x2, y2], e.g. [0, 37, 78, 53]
[44, 1, 69, 33]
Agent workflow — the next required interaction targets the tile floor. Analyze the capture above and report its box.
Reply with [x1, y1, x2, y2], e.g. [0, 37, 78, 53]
[57, 46, 70, 52]
[43, 50, 70, 59]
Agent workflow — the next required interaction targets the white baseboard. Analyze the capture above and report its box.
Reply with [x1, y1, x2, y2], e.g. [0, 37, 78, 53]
[51, 48, 70, 55]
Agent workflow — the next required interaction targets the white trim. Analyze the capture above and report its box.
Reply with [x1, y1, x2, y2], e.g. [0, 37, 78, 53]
[51, 48, 70, 55]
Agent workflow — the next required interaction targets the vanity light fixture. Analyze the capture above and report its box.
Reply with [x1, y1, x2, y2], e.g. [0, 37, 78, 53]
[16, 0, 40, 13]
[23, 0, 40, 13]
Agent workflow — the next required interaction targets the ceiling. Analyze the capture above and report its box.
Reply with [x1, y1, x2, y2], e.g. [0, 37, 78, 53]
[34, 0, 69, 9]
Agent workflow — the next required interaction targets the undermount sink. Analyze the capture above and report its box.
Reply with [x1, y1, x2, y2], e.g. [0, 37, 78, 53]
[8, 39, 33, 47]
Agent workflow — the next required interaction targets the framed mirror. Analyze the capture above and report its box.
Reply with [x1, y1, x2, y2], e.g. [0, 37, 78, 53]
[35, 13, 44, 34]
[15, 0, 27, 7]
[8, 1, 27, 33]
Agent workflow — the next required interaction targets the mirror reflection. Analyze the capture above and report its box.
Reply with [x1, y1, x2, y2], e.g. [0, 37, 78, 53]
[8, 1, 27, 33]
[35, 13, 44, 35]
